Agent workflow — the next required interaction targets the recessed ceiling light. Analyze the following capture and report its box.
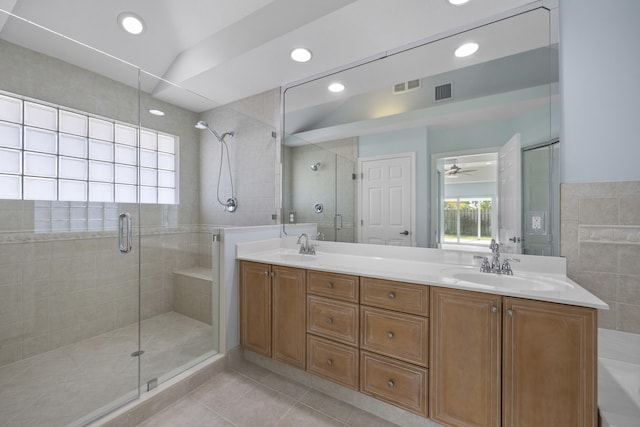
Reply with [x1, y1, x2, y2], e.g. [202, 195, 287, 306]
[149, 109, 165, 116]
[455, 42, 479, 58]
[449, 0, 470, 5]
[328, 82, 345, 93]
[290, 48, 312, 63]
[118, 12, 146, 35]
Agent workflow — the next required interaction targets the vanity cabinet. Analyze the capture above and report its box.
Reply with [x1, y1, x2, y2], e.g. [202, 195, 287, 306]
[430, 287, 597, 427]
[241, 260, 597, 426]
[240, 261, 306, 369]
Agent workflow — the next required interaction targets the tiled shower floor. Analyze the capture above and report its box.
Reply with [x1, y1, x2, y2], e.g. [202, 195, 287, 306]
[0, 311, 215, 427]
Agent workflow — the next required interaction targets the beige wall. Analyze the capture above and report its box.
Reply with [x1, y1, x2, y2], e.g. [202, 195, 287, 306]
[561, 181, 640, 333]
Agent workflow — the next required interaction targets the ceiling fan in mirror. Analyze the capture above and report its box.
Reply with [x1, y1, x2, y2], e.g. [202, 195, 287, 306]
[445, 163, 477, 176]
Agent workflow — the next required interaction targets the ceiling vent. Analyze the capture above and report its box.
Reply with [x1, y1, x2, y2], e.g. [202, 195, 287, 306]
[393, 78, 421, 94]
[434, 83, 453, 101]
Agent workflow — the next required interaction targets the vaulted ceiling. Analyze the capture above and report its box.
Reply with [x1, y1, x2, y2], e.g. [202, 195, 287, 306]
[0, 0, 540, 112]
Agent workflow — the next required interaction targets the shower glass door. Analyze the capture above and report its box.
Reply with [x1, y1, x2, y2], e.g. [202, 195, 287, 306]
[136, 71, 220, 390]
[0, 10, 142, 426]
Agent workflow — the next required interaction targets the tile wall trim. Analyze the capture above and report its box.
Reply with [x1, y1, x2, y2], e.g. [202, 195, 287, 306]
[579, 225, 640, 245]
[0, 224, 221, 244]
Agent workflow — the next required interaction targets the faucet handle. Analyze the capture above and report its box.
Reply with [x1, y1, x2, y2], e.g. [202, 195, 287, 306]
[501, 258, 520, 276]
[480, 257, 491, 273]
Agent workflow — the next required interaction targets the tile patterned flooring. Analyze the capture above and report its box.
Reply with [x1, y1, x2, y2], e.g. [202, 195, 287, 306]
[0, 312, 214, 427]
[137, 359, 401, 427]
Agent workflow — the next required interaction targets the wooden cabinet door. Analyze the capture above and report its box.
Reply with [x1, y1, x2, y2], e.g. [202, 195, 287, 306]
[503, 297, 597, 427]
[430, 287, 502, 427]
[272, 265, 306, 369]
[240, 261, 271, 357]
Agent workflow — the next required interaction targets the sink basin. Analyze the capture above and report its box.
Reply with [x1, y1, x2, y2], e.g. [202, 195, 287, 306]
[451, 271, 574, 292]
[273, 250, 318, 263]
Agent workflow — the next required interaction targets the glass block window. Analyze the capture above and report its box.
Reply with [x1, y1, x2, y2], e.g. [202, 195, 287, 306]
[0, 92, 178, 204]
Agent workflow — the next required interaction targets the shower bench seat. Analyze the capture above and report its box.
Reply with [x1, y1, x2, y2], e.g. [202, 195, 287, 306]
[173, 267, 213, 325]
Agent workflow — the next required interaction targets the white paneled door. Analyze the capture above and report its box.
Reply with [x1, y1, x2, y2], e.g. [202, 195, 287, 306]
[359, 153, 414, 246]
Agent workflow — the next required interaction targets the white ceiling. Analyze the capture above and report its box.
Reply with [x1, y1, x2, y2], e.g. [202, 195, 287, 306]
[0, 0, 540, 113]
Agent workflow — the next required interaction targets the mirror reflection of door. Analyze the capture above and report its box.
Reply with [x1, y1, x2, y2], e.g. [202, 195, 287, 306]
[359, 153, 415, 246]
[498, 133, 522, 253]
[440, 152, 498, 250]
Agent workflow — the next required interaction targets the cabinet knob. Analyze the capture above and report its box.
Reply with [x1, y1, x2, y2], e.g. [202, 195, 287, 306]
[387, 380, 395, 388]
[263, 271, 269, 277]
[491, 306, 498, 314]
[507, 309, 514, 317]
[388, 292, 395, 300]
[387, 331, 394, 339]
[326, 317, 334, 324]
[326, 359, 333, 367]
[327, 282, 334, 289]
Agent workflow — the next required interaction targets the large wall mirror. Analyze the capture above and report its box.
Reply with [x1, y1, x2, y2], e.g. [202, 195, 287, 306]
[282, 6, 559, 256]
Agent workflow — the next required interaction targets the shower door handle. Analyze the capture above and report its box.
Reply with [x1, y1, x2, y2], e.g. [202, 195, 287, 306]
[334, 214, 343, 231]
[119, 212, 132, 254]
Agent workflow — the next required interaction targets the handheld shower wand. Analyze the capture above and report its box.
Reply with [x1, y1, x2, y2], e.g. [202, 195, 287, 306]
[195, 121, 237, 212]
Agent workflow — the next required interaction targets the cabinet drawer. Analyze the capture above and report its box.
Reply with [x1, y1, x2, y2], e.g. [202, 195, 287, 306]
[360, 351, 428, 416]
[360, 277, 429, 316]
[307, 295, 358, 346]
[361, 306, 428, 367]
[307, 270, 359, 303]
[307, 335, 359, 390]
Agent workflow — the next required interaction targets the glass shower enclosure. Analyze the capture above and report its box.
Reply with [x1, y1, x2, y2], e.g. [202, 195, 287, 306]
[0, 9, 219, 426]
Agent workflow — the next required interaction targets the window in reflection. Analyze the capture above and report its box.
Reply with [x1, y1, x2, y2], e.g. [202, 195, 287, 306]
[444, 198, 493, 245]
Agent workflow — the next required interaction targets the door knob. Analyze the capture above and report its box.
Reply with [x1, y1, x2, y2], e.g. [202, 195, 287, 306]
[400, 230, 409, 236]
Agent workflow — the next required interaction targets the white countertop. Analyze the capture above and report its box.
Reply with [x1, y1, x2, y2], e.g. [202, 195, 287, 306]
[236, 237, 608, 310]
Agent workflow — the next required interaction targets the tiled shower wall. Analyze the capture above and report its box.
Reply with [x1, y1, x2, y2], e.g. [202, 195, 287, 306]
[561, 180, 640, 333]
[0, 218, 208, 366]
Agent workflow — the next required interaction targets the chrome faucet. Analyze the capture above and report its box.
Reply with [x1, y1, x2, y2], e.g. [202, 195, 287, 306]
[490, 239, 501, 273]
[478, 239, 519, 275]
[296, 233, 316, 255]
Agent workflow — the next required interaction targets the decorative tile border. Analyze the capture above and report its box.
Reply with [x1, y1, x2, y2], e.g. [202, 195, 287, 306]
[0, 224, 220, 244]
[579, 225, 640, 245]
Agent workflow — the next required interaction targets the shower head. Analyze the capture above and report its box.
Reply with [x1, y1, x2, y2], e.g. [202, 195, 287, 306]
[310, 162, 320, 171]
[195, 121, 234, 142]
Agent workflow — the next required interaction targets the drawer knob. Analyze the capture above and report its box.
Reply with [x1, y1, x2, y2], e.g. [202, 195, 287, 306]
[326, 317, 334, 324]
[387, 331, 394, 339]
[326, 359, 333, 367]
[388, 292, 396, 300]
[327, 282, 334, 289]
[387, 380, 395, 388]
